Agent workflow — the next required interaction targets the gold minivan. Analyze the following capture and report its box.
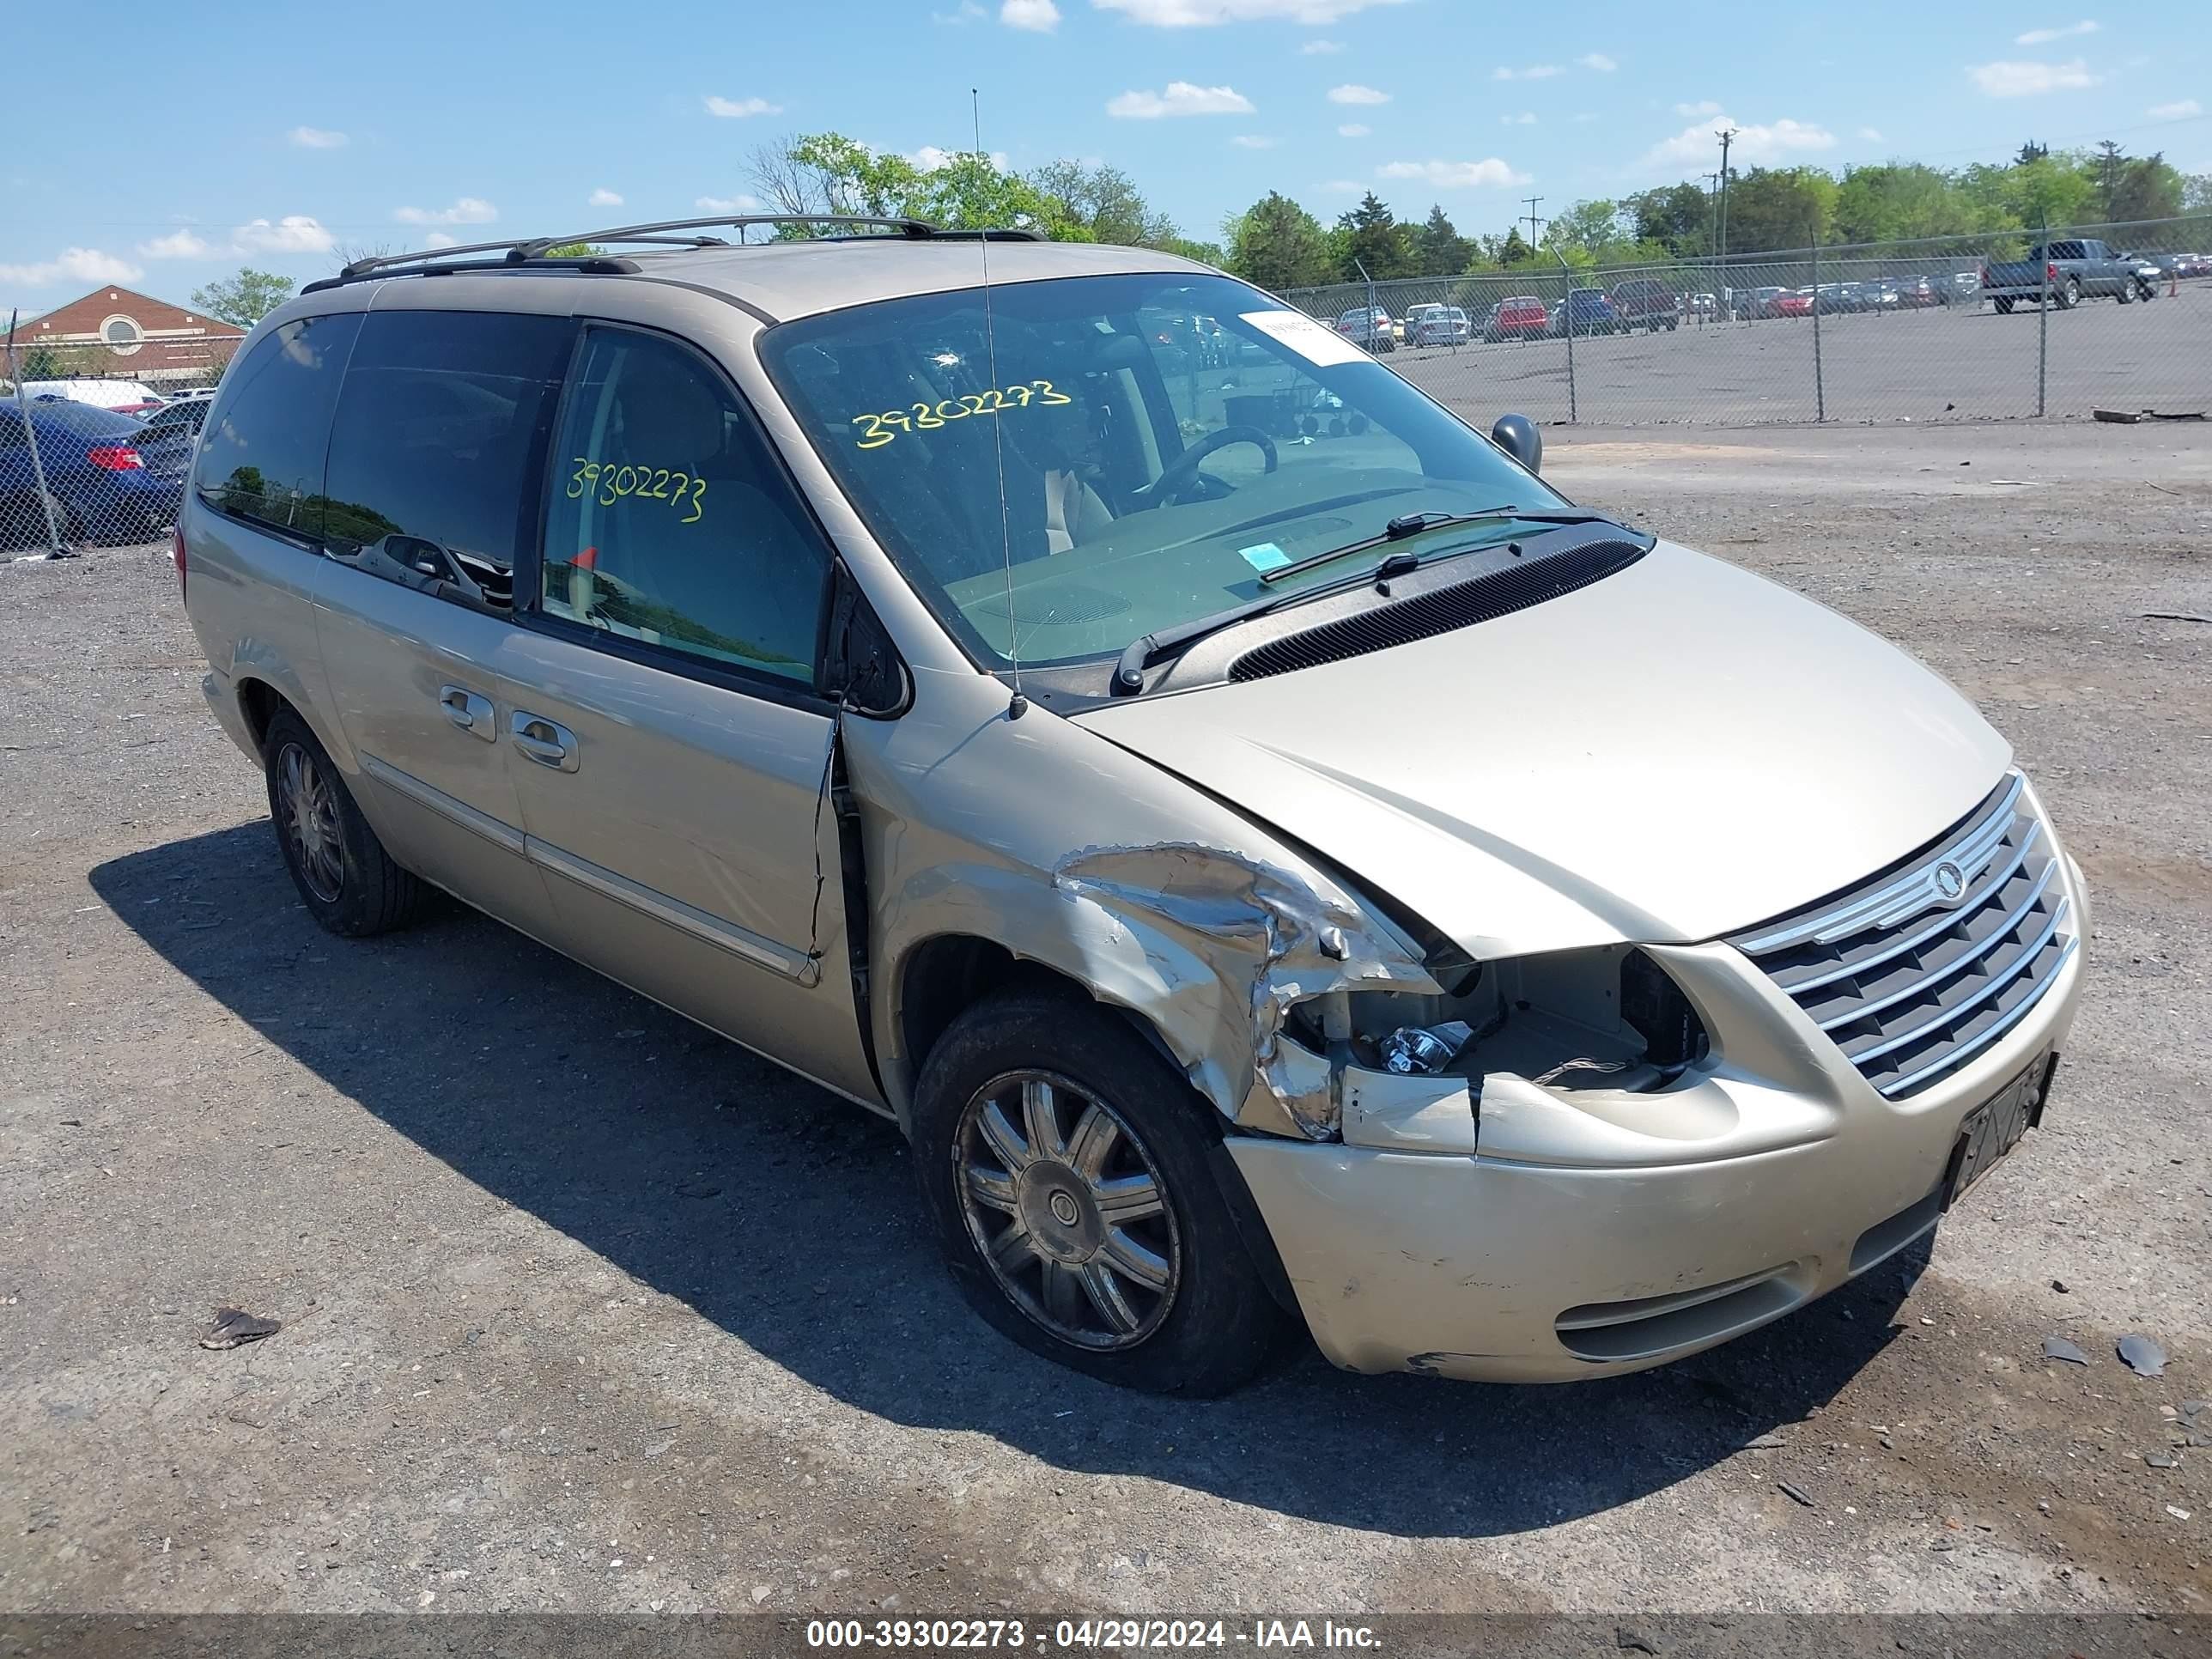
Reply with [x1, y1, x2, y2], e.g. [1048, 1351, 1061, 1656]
[179, 216, 2087, 1394]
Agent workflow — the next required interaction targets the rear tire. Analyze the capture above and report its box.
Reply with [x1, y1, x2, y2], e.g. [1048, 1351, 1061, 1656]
[262, 706, 426, 938]
[2058, 277, 2081, 309]
[2118, 281, 2134, 304]
[913, 988, 1297, 1396]
[1994, 297, 2014, 314]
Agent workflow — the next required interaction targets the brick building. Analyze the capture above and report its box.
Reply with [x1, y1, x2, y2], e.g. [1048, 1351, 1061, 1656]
[6, 286, 246, 386]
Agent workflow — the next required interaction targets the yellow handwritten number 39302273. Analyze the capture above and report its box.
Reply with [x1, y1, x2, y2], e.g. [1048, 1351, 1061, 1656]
[852, 379, 1073, 451]
[566, 457, 707, 525]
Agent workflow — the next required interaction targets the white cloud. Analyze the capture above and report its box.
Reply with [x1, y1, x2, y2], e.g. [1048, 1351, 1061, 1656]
[1300, 38, 1345, 53]
[912, 146, 1009, 171]
[287, 125, 349, 149]
[2014, 19, 2098, 45]
[1377, 157, 1530, 189]
[588, 187, 624, 207]
[696, 193, 763, 213]
[232, 216, 336, 254]
[1640, 113, 1835, 169]
[137, 229, 209, 259]
[1327, 83, 1391, 105]
[1577, 52, 1618, 72]
[1231, 134, 1279, 149]
[1107, 82, 1255, 117]
[0, 246, 143, 287]
[1492, 64, 1561, 81]
[1001, 0, 1060, 28]
[1336, 122, 1370, 137]
[1967, 58, 2101, 96]
[1096, 0, 1407, 23]
[704, 94, 782, 118]
[393, 198, 498, 226]
[1858, 126, 1885, 142]
[2148, 99, 2203, 119]
[423, 233, 460, 249]
[1501, 111, 1536, 125]
[1673, 99, 1722, 117]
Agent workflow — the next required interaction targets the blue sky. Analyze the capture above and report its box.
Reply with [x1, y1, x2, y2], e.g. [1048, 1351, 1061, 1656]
[3, 0, 2205, 319]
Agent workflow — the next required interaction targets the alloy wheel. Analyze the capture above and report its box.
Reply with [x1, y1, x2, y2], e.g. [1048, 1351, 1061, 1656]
[954, 1070, 1182, 1351]
[276, 740, 344, 903]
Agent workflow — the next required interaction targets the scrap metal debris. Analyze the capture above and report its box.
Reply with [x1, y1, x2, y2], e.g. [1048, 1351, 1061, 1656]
[2040, 1335, 2089, 1365]
[2142, 612, 2212, 625]
[2118, 1334, 2168, 1377]
[198, 1307, 281, 1350]
[2095, 408, 2208, 423]
[1778, 1480, 1817, 1507]
[1616, 1627, 1661, 1655]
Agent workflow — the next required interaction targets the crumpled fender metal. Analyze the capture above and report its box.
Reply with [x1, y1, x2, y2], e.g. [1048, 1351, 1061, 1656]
[839, 664, 1437, 1138]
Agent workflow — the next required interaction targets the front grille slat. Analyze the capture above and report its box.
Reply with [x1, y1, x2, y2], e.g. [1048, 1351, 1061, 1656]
[1727, 772, 2075, 1098]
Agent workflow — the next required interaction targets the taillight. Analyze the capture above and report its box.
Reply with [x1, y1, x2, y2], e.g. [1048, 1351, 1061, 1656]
[2047, 263, 2060, 282]
[172, 526, 187, 604]
[87, 445, 144, 471]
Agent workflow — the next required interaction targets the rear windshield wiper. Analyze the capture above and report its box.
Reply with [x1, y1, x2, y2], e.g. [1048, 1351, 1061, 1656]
[1256, 505, 1616, 586]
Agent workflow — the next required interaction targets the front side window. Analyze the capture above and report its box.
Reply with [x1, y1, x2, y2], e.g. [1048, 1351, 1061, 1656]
[763, 271, 1569, 671]
[321, 309, 574, 609]
[195, 313, 362, 537]
[539, 328, 826, 685]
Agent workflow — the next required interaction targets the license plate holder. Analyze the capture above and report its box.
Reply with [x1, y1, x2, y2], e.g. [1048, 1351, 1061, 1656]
[1942, 1049, 2057, 1212]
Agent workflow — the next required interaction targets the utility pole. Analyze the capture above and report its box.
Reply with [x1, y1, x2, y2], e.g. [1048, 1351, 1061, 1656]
[1522, 195, 1546, 250]
[1715, 126, 1737, 323]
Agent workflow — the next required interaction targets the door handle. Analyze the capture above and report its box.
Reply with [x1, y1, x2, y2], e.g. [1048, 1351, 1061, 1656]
[510, 711, 579, 772]
[437, 684, 496, 742]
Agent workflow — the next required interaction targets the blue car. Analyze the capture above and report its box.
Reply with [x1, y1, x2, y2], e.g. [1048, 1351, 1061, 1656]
[1553, 288, 1623, 337]
[0, 395, 189, 548]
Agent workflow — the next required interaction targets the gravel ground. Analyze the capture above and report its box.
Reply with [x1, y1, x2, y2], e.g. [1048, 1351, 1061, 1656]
[1, 421, 2208, 1620]
[1387, 281, 2212, 428]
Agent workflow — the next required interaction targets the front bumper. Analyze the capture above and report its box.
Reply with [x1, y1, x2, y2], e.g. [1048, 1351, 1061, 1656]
[1229, 851, 2088, 1384]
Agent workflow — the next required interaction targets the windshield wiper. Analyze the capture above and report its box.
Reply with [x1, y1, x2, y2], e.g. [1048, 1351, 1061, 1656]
[1255, 505, 1616, 586]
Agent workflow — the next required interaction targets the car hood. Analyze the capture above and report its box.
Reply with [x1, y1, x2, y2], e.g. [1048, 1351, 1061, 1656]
[1073, 539, 2010, 960]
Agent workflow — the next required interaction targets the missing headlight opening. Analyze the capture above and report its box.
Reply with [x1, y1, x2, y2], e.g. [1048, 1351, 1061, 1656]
[1292, 945, 1711, 1104]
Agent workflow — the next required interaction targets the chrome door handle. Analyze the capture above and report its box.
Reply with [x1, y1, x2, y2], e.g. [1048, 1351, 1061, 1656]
[510, 711, 579, 772]
[437, 684, 496, 741]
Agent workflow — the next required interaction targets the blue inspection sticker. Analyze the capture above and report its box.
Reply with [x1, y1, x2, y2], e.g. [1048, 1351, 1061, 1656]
[1238, 541, 1291, 573]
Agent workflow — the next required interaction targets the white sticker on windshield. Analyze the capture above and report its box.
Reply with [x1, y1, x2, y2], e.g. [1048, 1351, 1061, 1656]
[1239, 309, 1368, 368]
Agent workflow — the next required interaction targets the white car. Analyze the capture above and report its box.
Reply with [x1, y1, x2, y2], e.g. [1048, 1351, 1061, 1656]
[13, 377, 162, 411]
[1405, 303, 1470, 346]
[1333, 307, 1397, 352]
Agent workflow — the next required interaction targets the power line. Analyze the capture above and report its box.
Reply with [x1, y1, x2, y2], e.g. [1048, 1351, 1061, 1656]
[1522, 194, 1545, 246]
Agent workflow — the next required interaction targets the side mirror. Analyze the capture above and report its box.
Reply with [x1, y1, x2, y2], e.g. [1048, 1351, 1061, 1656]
[1491, 412, 1541, 473]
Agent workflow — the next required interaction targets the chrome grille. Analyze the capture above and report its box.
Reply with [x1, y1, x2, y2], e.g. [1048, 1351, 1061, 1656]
[1728, 774, 2077, 1098]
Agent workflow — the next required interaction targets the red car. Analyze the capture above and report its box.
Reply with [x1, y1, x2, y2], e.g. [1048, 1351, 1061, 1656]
[1771, 289, 1814, 318]
[1893, 276, 1942, 308]
[1486, 295, 1550, 342]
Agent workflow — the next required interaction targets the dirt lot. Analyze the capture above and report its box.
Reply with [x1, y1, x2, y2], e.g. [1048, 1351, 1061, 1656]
[1389, 281, 2212, 428]
[2, 421, 2209, 1620]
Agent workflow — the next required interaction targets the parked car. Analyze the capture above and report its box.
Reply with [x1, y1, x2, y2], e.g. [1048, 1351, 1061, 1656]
[1740, 286, 1789, 319]
[1981, 239, 2140, 312]
[1334, 307, 1397, 351]
[1486, 295, 1549, 341]
[1772, 289, 1814, 318]
[1860, 279, 1901, 311]
[12, 377, 163, 412]
[176, 225, 2088, 1396]
[1684, 292, 1719, 320]
[1609, 276, 1679, 332]
[1554, 289, 1622, 337]
[1892, 276, 1941, 308]
[1811, 283, 1858, 315]
[132, 397, 216, 447]
[0, 395, 184, 547]
[1404, 303, 1470, 346]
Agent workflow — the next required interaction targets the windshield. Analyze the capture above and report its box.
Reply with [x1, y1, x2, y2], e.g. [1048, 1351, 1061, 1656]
[762, 271, 1568, 670]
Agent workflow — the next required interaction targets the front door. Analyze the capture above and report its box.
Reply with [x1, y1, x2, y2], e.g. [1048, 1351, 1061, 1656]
[501, 324, 872, 1104]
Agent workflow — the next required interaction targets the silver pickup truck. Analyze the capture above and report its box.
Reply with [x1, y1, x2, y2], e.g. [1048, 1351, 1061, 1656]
[1982, 239, 2150, 311]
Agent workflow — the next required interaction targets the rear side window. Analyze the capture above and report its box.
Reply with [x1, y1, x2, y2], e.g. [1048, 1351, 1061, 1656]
[538, 328, 827, 686]
[28, 400, 140, 439]
[322, 310, 575, 608]
[196, 313, 361, 537]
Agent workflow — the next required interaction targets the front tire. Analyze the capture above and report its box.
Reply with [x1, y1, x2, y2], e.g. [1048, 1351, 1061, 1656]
[913, 989, 1295, 1395]
[1995, 296, 2014, 313]
[263, 706, 426, 937]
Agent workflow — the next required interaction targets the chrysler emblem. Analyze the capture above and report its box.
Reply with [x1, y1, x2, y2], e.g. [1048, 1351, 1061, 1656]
[1932, 860, 1967, 904]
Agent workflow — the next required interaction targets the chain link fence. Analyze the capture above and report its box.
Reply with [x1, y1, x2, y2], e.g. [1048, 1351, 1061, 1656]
[2, 328, 236, 558]
[1281, 213, 2212, 430]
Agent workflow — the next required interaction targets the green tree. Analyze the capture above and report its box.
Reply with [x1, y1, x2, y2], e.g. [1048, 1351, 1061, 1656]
[1623, 181, 1711, 254]
[1025, 160, 1177, 246]
[1222, 191, 1335, 289]
[1960, 153, 2093, 230]
[1162, 235, 1226, 267]
[1412, 204, 1473, 276]
[2108, 154, 2185, 224]
[1546, 198, 1626, 260]
[1718, 167, 1837, 252]
[1832, 164, 1991, 243]
[1334, 191, 1417, 280]
[751, 133, 1081, 236]
[1498, 226, 1532, 265]
[2014, 140, 2049, 166]
[191, 268, 295, 327]
[2185, 173, 2212, 210]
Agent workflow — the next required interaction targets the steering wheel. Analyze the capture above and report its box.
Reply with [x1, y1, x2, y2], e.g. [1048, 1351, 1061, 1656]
[1135, 424, 1278, 510]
